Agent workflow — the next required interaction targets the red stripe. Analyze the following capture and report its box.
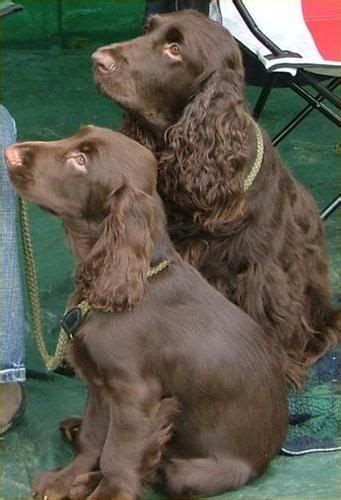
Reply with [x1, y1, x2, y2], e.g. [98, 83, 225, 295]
[302, 0, 341, 61]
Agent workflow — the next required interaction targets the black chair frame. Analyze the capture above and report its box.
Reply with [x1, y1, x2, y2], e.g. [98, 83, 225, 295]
[232, 0, 341, 219]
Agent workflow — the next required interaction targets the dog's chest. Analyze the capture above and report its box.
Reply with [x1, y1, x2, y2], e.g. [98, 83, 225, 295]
[63, 336, 100, 384]
[65, 314, 140, 385]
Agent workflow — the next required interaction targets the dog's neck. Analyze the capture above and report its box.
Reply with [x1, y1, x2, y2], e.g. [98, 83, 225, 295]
[62, 217, 99, 262]
[151, 223, 177, 266]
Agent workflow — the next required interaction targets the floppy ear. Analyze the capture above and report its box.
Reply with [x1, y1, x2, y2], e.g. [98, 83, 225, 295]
[159, 67, 251, 232]
[76, 183, 154, 311]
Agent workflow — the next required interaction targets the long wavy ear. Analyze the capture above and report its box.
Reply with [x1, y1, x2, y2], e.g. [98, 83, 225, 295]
[76, 183, 154, 311]
[121, 112, 158, 153]
[159, 67, 252, 232]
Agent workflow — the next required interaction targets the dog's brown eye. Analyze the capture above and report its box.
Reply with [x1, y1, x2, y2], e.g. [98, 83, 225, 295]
[66, 152, 87, 173]
[169, 43, 181, 56]
[76, 153, 86, 166]
[164, 43, 182, 61]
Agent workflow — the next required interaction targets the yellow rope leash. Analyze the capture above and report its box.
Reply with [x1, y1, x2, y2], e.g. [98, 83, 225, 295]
[19, 198, 69, 371]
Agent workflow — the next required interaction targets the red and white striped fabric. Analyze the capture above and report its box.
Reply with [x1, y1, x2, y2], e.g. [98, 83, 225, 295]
[210, 0, 341, 76]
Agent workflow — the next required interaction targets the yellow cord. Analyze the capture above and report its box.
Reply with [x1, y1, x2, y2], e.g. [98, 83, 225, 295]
[19, 198, 69, 371]
[243, 121, 264, 192]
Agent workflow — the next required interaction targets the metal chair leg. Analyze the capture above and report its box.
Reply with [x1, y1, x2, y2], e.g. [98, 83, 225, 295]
[253, 73, 278, 119]
[272, 77, 341, 147]
[320, 195, 341, 220]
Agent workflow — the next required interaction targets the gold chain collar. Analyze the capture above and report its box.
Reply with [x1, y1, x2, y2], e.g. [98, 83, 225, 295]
[243, 121, 264, 192]
[61, 260, 169, 340]
[147, 259, 169, 277]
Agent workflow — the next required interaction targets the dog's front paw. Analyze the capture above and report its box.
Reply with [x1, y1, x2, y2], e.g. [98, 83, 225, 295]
[32, 469, 78, 499]
[68, 471, 102, 498]
[86, 478, 136, 500]
[31, 470, 65, 499]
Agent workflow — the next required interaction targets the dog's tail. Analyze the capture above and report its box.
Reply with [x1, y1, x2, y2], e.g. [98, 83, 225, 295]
[286, 303, 341, 389]
[306, 304, 341, 360]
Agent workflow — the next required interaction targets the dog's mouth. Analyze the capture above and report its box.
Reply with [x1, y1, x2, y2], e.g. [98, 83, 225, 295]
[8, 169, 34, 194]
[93, 67, 165, 131]
[94, 77, 109, 96]
[93, 71, 118, 99]
[38, 204, 59, 216]
[92, 64, 110, 80]
[94, 72, 139, 116]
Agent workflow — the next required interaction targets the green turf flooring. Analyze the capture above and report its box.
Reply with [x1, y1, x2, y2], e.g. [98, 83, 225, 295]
[2, 3, 341, 498]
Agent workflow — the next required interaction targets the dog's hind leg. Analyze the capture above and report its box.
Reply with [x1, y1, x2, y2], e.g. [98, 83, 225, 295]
[164, 456, 256, 496]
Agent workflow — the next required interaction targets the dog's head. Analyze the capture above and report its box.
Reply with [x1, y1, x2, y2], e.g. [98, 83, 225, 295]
[6, 125, 156, 217]
[92, 10, 244, 132]
[6, 126, 163, 311]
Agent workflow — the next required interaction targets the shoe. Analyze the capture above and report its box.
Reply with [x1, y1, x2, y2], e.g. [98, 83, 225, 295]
[0, 382, 26, 436]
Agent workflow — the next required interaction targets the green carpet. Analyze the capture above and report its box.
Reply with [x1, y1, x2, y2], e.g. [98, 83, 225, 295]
[2, 1, 340, 498]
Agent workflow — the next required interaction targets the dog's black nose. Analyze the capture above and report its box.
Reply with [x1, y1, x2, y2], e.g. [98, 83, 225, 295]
[92, 50, 117, 73]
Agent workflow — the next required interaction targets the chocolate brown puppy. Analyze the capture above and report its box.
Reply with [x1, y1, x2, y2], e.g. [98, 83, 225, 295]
[7, 126, 287, 499]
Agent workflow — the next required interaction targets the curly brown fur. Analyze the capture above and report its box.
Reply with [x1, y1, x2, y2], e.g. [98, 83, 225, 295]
[7, 126, 287, 498]
[92, 10, 340, 387]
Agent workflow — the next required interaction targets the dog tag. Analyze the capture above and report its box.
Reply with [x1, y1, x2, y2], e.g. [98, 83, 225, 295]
[61, 307, 83, 339]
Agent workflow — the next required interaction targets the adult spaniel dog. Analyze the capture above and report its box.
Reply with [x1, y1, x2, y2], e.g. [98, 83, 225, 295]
[6, 126, 287, 498]
[92, 10, 340, 387]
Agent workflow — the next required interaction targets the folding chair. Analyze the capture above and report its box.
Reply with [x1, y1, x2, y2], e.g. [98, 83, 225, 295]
[210, 0, 341, 219]
[0, 1, 23, 17]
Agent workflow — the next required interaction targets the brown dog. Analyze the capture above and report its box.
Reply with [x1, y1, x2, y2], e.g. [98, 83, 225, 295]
[6, 126, 287, 499]
[92, 10, 340, 388]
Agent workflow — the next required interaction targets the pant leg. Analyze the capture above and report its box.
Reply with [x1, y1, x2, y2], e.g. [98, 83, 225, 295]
[0, 105, 26, 383]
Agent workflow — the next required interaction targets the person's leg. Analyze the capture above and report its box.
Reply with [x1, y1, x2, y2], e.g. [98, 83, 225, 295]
[0, 105, 26, 435]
